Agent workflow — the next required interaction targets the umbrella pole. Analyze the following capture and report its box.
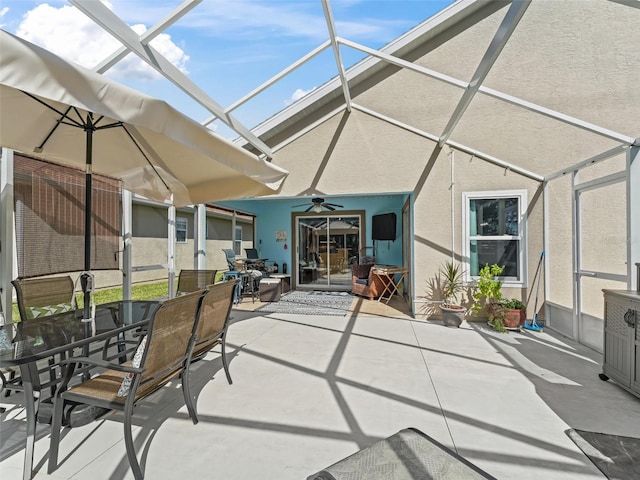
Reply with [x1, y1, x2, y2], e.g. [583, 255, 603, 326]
[81, 123, 94, 367]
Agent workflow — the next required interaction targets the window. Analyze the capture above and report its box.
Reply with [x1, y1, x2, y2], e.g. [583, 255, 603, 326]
[463, 190, 527, 285]
[234, 226, 242, 255]
[176, 216, 188, 243]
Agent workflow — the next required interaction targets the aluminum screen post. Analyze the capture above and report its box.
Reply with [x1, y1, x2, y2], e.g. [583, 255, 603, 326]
[168, 202, 176, 299]
[122, 189, 133, 301]
[629, 146, 639, 291]
[0, 148, 14, 323]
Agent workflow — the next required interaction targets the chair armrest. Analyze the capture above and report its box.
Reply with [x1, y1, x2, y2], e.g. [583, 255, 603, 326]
[59, 357, 144, 374]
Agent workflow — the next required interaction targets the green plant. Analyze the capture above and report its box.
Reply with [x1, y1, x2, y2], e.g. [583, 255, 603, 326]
[440, 261, 465, 305]
[489, 304, 508, 333]
[502, 298, 525, 310]
[471, 263, 508, 332]
[471, 263, 504, 312]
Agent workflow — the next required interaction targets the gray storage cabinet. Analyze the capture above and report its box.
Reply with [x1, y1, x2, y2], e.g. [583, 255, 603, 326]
[601, 290, 640, 399]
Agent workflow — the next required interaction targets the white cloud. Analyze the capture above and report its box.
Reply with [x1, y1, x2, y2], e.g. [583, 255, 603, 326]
[15, 2, 189, 81]
[286, 87, 317, 105]
[0, 6, 9, 28]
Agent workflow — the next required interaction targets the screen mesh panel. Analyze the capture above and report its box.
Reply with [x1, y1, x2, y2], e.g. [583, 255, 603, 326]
[14, 154, 120, 278]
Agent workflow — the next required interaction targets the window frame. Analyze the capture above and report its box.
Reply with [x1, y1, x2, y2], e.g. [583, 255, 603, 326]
[234, 225, 243, 256]
[176, 216, 188, 244]
[462, 189, 527, 287]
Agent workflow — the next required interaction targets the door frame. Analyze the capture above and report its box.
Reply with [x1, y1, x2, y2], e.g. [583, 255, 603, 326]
[573, 170, 627, 350]
[402, 197, 413, 315]
[291, 210, 366, 291]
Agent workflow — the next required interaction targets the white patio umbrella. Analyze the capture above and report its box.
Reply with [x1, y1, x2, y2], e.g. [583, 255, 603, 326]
[0, 29, 288, 320]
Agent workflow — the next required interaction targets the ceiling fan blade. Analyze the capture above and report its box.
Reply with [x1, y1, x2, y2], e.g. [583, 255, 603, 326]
[292, 203, 310, 208]
[324, 205, 336, 211]
[305, 205, 314, 212]
[325, 203, 343, 208]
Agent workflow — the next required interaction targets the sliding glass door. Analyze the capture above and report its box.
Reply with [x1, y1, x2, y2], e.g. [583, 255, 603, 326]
[296, 214, 362, 290]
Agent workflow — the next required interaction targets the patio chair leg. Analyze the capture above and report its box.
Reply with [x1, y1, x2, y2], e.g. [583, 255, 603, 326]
[124, 402, 144, 480]
[181, 369, 199, 425]
[221, 339, 232, 385]
[3, 369, 16, 397]
[48, 392, 65, 474]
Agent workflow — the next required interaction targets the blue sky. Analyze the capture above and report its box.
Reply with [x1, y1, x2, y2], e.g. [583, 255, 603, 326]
[0, 0, 455, 139]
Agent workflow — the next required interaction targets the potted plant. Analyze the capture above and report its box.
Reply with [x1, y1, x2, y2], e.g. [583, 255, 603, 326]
[471, 264, 507, 332]
[438, 261, 467, 327]
[501, 298, 526, 328]
[471, 264, 526, 332]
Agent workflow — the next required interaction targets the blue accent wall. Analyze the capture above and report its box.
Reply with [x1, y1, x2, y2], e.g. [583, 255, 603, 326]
[220, 194, 407, 272]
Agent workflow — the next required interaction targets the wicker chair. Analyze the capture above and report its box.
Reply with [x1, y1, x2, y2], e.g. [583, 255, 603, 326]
[177, 269, 217, 295]
[48, 289, 207, 480]
[191, 280, 237, 384]
[351, 264, 384, 300]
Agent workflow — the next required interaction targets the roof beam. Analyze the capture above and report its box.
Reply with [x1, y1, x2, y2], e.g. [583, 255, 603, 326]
[321, 0, 352, 112]
[544, 144, 629, 182]
[93, 0, 202, 74]
[216, 40, 332, 121]
[438, 0, 531, 147]
[339, 33, 635, 146]
[270, 105, 347, 154]
[69, 0, 274, 158]
[479, 86, 635, 145]
[352, 103, 544, 182]
[338, 37, 468, 88]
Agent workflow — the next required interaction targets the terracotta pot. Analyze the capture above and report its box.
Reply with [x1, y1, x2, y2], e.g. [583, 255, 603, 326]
[503, 308, 525, 328]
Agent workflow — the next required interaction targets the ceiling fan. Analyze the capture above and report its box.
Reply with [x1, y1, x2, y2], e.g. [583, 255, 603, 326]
[293, 197, 344, 213]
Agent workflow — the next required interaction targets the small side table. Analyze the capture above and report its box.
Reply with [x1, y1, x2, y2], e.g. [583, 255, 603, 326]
[372, 265, 409, 304]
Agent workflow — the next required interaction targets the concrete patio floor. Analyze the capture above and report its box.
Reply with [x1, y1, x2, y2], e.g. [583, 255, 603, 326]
[2, 295, 640, 479]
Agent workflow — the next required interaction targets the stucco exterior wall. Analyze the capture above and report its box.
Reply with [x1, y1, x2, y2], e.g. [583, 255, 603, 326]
[262, 0, 636, 321]
[88, 203, 254, 291]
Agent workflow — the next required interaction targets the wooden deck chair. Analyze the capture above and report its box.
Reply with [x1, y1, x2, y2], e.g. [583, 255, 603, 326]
[48, 289, 207, 480]
[177, 269, 217, 295]
[191, 280, 238, 384]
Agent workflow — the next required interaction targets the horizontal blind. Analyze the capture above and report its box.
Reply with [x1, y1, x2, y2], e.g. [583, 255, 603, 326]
[13, 154, 121, 278]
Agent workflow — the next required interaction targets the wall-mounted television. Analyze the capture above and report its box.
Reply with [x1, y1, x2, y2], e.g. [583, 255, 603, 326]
[372, 212, 396, 241]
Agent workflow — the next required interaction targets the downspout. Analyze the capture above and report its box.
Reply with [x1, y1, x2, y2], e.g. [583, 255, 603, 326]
[450, 148, 455, 264]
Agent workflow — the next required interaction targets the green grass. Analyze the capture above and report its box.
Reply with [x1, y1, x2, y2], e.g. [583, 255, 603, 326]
[10, 281, 170, 322]
[9, 273, 226, 322]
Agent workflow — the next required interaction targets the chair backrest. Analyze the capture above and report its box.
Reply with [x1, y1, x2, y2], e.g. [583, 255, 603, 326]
[244, 248, 259, 259]
[222, 248, 236, 270]
[351, 263, 373, 280]
[12, 276, 75, 320]
[193, 280, 237, 357]
[177, 270, 217, 294]
[137, 289, 206, 396]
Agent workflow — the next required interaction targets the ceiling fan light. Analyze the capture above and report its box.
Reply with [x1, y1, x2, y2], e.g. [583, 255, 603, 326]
[313, 204, 323, 213]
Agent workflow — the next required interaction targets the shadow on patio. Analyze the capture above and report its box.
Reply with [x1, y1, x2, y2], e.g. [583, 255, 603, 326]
[2, 306, 639, 479]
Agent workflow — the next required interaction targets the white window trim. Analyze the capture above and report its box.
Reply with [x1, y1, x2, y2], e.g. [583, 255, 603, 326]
[462, 189, 528, 287]
[234, 225, 243, 256]
[176, 216, 188, 244]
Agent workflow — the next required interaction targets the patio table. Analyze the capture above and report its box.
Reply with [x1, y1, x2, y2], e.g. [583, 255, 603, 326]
[0, 300, 160, 480]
